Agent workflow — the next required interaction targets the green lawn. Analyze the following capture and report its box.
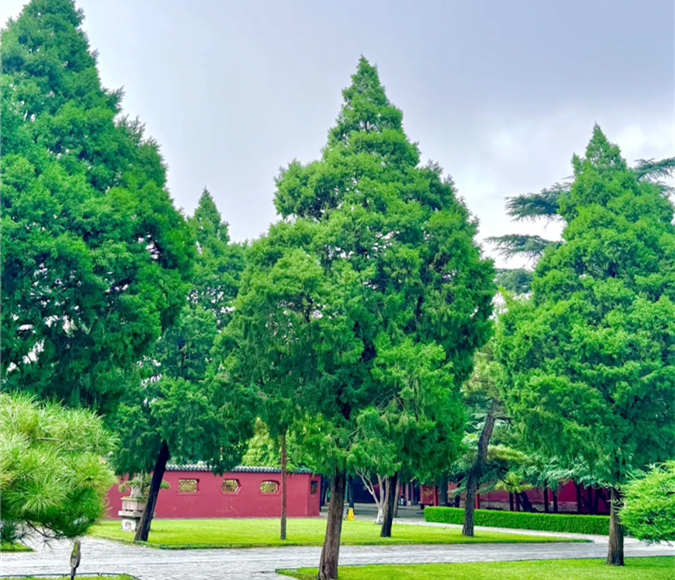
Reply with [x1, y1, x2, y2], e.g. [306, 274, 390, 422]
[0, 540, 33, 552]
[91, 518, 582, 548]
[279, 557, 675, 580]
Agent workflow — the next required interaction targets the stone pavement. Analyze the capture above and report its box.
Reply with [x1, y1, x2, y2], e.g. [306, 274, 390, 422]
[2, 525, 674, 580]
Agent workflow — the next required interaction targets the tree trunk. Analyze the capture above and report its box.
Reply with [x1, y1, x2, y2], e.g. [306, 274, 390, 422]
[543, 486, 549, 513]
[588, 487, 596, 515]
[519, 491, 534, 512]
[348, 475, 355, 510]
[607, 487, 624, 566]
[462, 405, 496, 536]
[552, 489, 558, 513]
[462, 472, 478, 536]
[576, 482, 583, 513]
[380, 472, 398, 537]
[320, 477, 327, 507]
[280, 433, 287, 541]
[134, 440, 169, 542]
[509, 492, 514, 512]
[393, 479, 400, 517]
[438, 475, 448, 506]
[318, 470, 346, 580]
[515, 493, 521, 511]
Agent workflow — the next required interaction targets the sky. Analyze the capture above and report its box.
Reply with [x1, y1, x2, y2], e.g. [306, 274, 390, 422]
[3, 0, 674, 268]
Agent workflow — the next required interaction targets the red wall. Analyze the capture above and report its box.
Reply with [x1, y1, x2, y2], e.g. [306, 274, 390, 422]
[107, 470, 321, 519]
[440, 480, 610, 514]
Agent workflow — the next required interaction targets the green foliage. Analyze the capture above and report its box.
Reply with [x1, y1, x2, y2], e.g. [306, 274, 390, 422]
[225, 57, 494, 482]
[1, 0, 194, 412]
[241, 419, 281, 467]
[109, 193, 250, 476]
[425, 506, 610, 535]
[505, 182, 571, 222]
[487, 235, 560, 260]
[496, 126, 675, 488]
[0, 392, 116, 542]
[240, 418, 306, 471]
[620, 461, 675, 544]
[495, 269, 533, 295]
[0, 541, 33, 552]
[188, 189, 247, 330]
[117, 472, 170, 497]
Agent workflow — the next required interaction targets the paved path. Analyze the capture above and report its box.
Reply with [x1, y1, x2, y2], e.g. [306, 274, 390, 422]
[3, 526, 673, 580]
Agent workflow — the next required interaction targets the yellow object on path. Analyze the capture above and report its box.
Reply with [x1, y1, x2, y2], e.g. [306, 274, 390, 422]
[347, 508, 354, 521]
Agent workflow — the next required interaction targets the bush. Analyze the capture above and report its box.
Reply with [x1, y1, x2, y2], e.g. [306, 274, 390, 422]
[424, 507, 609, 535]
[620, 461, 675, 544]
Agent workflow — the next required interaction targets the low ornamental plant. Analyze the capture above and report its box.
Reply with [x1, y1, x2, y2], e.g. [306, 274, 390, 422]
[620, 461, 675, 544]
[424, 506, 609, 535]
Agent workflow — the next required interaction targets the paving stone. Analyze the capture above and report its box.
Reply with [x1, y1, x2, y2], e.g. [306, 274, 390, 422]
[2, 528, 673, 580]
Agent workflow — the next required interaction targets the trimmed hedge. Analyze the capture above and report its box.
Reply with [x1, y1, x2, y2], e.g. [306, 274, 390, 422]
[424, 506, 609, 535]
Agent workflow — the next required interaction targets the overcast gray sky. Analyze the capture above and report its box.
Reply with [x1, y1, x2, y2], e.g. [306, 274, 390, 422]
[3, 0, 674, 268]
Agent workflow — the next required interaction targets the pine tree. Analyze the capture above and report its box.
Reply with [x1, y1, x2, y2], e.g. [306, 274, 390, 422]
[497, 125, 675, 565]
[1, 0, 193, 412]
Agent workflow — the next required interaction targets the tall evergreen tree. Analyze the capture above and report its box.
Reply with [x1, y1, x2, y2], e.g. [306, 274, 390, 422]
[497, 126, 675, 565]
[226, 57, 494, 579]
[1, 0, 193, 412]
[109, 192, 251, 542]
[188, 189, 246, 329]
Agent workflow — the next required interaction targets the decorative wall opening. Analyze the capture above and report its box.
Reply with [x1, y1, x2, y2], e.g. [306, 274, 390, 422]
[260, 480, 279, 494]
[310, 480, 318, 495]
[221, 479, 240, 494]
[178, 479, 198, 493]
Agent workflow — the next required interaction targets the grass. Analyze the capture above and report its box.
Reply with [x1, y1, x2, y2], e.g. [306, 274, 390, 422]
[90, 518, 583, 549]
[0, 540, 33, 552]
[278, 557, 675, 580]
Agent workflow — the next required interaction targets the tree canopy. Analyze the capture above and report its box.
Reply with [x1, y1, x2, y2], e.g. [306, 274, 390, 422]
[1, 0, 194, 412]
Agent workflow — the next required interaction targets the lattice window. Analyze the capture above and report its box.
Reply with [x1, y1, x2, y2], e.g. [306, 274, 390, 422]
[221, 479, 240, 493]
[178, 479, 198, 493]
[260, 480, 279, 493]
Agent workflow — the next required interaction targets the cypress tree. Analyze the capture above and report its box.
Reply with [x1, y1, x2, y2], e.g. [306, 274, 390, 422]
[227, 57, 494, 579]
[497, 126, 675, 565]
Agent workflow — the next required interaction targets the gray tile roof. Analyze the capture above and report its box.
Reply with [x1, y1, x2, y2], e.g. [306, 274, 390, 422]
[166, 464, 314, 474]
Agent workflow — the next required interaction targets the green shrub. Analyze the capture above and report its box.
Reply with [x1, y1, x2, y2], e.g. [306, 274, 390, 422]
[424, 507, 609, 535]
[620, 461, 675, 544]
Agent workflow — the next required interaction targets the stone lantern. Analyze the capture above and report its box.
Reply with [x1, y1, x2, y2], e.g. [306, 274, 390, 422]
[118, 481, 147, 532]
